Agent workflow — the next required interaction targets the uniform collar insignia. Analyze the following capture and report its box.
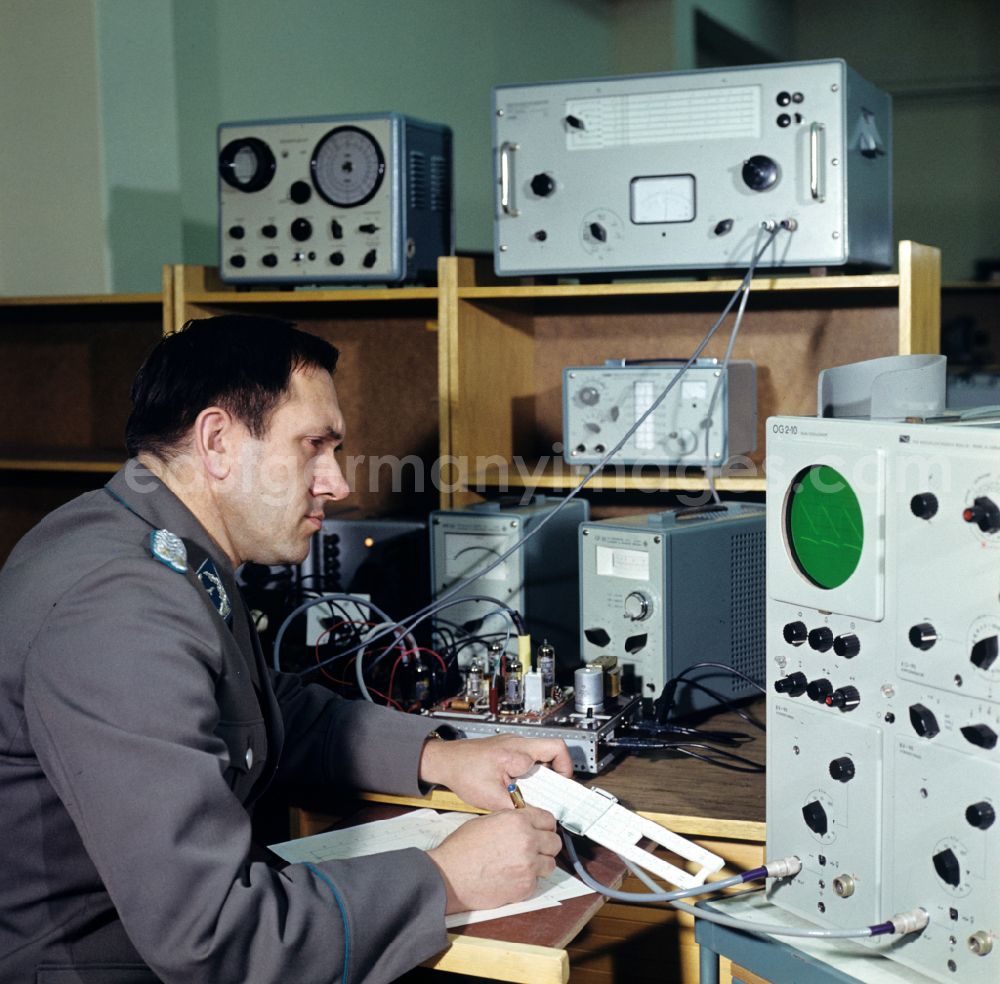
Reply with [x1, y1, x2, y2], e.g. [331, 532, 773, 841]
[196, 556, 233, 624]
[150, 528, 188, 573]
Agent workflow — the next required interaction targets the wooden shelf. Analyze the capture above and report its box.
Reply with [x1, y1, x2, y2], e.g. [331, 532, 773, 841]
[463, 457, 766, 493]
[0, 450, 125, 473]
[437, 242, 941, 506]
[0, 292, 160, 308]
[456, 272, 902, 301]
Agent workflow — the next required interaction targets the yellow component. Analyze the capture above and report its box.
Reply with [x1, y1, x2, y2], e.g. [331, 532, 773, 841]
[517, 634, 532, 677]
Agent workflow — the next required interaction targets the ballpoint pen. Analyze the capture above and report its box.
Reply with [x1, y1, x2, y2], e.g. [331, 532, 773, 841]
[507, 781, 526, 809]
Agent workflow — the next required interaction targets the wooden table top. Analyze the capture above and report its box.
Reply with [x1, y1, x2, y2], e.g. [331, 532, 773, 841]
[579, 701, 766, 838]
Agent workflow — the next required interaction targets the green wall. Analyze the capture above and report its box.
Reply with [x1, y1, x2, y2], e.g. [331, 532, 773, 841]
[4, 0, 994, 293]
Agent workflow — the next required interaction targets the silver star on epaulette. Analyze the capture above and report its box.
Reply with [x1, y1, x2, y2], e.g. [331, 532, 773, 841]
[150, 528, 188, 573]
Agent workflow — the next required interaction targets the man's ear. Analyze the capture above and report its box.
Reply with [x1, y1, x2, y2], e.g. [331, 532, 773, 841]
[193, 406, 236, 480]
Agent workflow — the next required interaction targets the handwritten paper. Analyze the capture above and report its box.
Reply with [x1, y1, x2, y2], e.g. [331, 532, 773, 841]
[269, 808, 594, 928]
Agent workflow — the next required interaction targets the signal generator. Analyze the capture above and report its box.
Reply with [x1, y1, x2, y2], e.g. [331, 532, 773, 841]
[766, 415, 1000, 983]
[493, 59, 890, 275]
[563, 359, 757, 467]
[218, 113, 452, 284]
[579, 502, 765, 706]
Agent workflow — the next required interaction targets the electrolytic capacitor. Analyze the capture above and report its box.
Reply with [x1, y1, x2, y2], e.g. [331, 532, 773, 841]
[574, 665, 604, 714]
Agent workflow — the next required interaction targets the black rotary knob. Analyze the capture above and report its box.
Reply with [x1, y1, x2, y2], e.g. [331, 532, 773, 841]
[741, 155, 780, 191]
[530, 173, 556, 197]
[588, 221, 607, 243]
[261, 224, 278, 239]
[826, 686, 860, 712]
[909, 623, 937, 651]
[290, 218, 312, 242]
[961, 723, 998, 749]
[290, 180, 312, 204]
[802, 800, 829, 836]
[933, 848, 961, 887]
[261, 253, 278, 268]
[910, 492, 938, 520]
[808, 627, 834, 652]
[971, 635, 999, 671]
[229, 254, 246, 268]
[807, 678, 833, 703]
[363, 248, 378, 269]
[966, 801, 996, 830]
[774, 672, 808, 697]
[329, 251, 344, 266]
[783, 621, 808, 646]
[330, 219, 344, 239]
[964, 496, 1000, 533]
[829, 756, 856, 783]
[228, 225, 245, 240]
[909, 702, 940, 738]
[834, 633, 861, 658]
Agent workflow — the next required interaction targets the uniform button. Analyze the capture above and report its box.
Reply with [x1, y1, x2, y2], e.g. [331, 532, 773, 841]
[245, 747, 254, 769]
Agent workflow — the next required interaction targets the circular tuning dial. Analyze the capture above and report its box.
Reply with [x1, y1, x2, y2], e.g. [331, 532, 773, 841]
[623, 591, 651, 622]
[311, 126, 385, 207]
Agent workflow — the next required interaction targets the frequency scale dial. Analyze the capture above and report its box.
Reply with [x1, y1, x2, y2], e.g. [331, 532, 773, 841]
[311, 125, 386, 207]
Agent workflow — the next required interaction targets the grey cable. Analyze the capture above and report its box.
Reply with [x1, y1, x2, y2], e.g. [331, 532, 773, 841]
[296, 225, 784, 675]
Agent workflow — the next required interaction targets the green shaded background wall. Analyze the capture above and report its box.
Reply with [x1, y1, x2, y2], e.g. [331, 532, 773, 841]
[1, 0, 996, 294]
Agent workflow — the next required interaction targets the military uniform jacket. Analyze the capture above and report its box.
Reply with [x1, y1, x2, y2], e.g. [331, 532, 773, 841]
[0, 463, 448, 984]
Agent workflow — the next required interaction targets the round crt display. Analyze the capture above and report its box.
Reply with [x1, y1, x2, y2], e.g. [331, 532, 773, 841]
[786, 464, 863, 589]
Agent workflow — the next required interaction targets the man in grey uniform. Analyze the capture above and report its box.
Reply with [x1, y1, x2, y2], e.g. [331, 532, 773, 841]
[0, 316, 570, 984]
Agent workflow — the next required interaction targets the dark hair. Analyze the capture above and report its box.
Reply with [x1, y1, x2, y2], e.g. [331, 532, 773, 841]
[125, 315, 339, 459]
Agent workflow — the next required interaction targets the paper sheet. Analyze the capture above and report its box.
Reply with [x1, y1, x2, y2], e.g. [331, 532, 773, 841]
[268, 809, 594, 928]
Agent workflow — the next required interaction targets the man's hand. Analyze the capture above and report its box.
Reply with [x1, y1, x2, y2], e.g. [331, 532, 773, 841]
[419, 734, 573, 812]
[427, 807, 562, 913]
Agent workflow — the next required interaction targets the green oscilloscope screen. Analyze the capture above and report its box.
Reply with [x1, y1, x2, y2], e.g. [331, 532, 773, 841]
[786, 464, 864, 589]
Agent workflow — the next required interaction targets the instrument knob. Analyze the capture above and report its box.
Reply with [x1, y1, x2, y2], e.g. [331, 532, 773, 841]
[623, 591, 651, 622]
[741, 155, 780, 191]
[530, 173, 556, 197]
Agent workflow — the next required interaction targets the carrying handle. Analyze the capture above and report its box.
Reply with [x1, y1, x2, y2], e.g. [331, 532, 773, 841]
[499, 141, 519, 217]
[810, 123, 826, 202]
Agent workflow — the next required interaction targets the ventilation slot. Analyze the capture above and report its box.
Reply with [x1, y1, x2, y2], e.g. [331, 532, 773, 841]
[429, 155, 449, 212]
[408, 151, 429, 210]
[729, 529, 766, 697]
